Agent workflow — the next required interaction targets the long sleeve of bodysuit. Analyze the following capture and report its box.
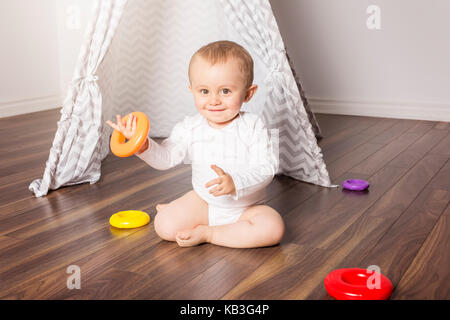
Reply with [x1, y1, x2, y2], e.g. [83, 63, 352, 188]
[135, 118, 190, 170]
[229, 117, 279, 201]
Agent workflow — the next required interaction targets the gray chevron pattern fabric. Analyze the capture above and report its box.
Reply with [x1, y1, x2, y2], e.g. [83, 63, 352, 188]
[285, 50, 323, 140]
[29, 0, 127, 197]
[220, 0, 335, 187]
[29, 0, 336, 197]
[100, 0, 223, 138]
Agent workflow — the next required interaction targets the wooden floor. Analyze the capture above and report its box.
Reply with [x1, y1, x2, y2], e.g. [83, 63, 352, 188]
[0, 108, 448, 300]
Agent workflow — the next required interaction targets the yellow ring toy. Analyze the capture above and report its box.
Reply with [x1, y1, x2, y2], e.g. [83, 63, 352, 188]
[109, 210, 150, 229]
[110, 111, 150, 157]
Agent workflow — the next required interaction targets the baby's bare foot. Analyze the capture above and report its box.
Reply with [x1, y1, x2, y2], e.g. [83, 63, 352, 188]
[156, 203, 168, 211]
[176, 225, 211, 247]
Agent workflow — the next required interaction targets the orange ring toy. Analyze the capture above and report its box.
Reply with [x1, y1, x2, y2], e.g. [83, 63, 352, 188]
[110, 112, 150, 157]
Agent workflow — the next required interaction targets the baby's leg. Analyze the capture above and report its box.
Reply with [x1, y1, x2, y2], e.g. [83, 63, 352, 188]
[154, 190, 209, 241]
[156, 204, 168, 211]
[176, 205, 285, 248]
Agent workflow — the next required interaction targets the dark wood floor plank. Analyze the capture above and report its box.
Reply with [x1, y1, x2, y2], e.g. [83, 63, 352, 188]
[273, 134, 448, 299]
[368, 119, 422, 145]
[45, 229, 166, 300]
[66, 268, 148, 300]
[429, 132, 450, 157]
[281, 185, 350, 247]
[386, 129, 448, 168]
[326, 142, 385, 181]
[266, 177, 323, 217]
[367, 154, 447, 221]
[2, 170, 188, 245]
[301, 213, 394, 300]
[1, 153, 181, 211]
[0, 147, 51, 172]
[315, 114, 372, 138]
[317, 116, 385, 151]
[224, 212, 390, 299]
[303, 214, 399, 299]
[1, 109, 448, 300]
[171, 255, 257, 299]
[0, 228, 152, 299]
[213, 172, 365, 299]
[0, 163, 188, 238]
[169, 246, 279, 299]
[0, 153, 122, 199]
[0, 167, 190, 281]
[357, 160, 449, 285]
[306, 159, 450, 299]
[433, 121, 449, 130]
[280, 168, 369, 240]
[0, 108, 59, 132]
[357, 117, 399, 138]
[118, 244, 235, 299]
[0, 128, 56, 154]
[322, 131, 380, 165]
[392, 204, 450, 299]
[321, 118, 411, 165]
[284, 119, 426, 247]
[0, 163, 48, 187]
[290, 165, 409, 248]
[0, 154, 123, 212]
[305, 156, 448, 299]
[0, 223, 137, 296]
[350, 121, 436, 175]
[221, 243, 321, 299]
[0, 235, 24, 251]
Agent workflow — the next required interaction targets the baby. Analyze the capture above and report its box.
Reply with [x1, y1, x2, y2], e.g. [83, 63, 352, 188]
[106, 40, 285, 248]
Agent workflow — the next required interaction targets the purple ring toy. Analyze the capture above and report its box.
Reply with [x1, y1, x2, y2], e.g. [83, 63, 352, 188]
[342, 179, 369, 191]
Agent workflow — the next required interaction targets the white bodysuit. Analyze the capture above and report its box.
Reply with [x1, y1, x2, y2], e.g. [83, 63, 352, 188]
[136, 111, 279, 226]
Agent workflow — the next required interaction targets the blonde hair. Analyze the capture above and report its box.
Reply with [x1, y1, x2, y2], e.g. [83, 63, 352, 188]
[188, 40, 254, 88]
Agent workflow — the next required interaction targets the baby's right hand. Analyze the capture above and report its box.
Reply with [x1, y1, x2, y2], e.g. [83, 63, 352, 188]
[106, 114, 136, 140]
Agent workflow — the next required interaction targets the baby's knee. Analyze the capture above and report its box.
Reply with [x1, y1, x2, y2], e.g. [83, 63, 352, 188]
[154, 212, 177, 241]
[272, 218, 285, 244]
[265, 213, 285, 245]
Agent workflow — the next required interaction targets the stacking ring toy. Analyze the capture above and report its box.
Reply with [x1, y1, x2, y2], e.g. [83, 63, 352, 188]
[342, 179, 370, 191]
[109, 210, 150, 229]
[110, 111, 150, 157]
[324, 268, 393, 300]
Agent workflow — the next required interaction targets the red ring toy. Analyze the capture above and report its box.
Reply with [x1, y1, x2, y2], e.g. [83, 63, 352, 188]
[110, 111, 150, 158]
[324, 268, 393, 300]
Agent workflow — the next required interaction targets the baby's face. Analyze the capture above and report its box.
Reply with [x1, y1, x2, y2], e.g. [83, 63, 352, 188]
[189, 56, 256, 129]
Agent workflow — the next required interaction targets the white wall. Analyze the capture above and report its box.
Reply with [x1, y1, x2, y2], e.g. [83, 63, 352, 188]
[270, 0, 450, 121]
[1, 0, 449, 121]
[55, 0, 94, 95]
[0, 0, 92, 118]
[0, 0, 61, 117]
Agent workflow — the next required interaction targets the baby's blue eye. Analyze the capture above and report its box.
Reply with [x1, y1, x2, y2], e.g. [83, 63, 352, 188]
[222, 88, 231, 94]
[200, 89, 209, 94]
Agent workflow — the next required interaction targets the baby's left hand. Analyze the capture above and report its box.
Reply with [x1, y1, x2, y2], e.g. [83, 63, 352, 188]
[205, 165, 236, 197]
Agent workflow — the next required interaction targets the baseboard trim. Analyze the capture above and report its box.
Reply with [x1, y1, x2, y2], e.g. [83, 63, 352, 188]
[0, 95, 62, 118]
[2, 95, 448, 122]
[309, 97, 450, 122]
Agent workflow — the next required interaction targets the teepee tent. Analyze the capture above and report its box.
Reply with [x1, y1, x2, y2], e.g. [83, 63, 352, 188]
[29, 0, 336, 197]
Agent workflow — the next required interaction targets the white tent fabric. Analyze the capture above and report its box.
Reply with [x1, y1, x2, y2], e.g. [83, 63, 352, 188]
[29, 0, 337, 197]
[220, 0, 332, 185]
